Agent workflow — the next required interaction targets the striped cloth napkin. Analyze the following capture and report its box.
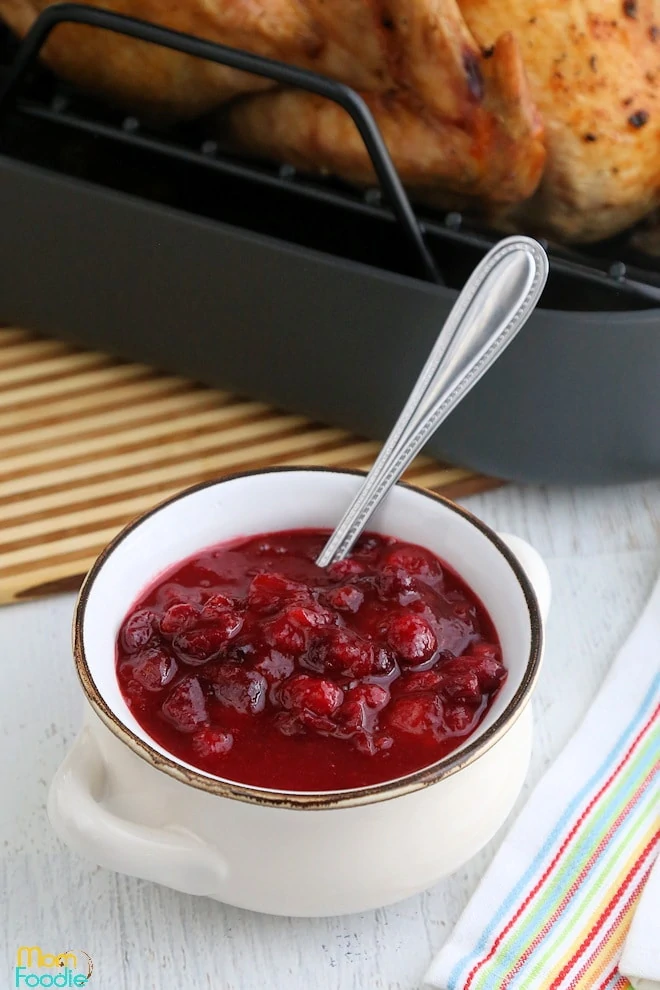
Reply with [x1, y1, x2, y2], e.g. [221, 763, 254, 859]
[425, 571, 660, 990]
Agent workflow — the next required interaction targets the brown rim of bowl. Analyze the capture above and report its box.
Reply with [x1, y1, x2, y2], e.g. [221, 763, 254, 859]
[73, 466, 543, 811]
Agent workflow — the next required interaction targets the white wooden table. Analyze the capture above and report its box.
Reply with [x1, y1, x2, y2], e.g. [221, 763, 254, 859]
[2, 480, 659, 990]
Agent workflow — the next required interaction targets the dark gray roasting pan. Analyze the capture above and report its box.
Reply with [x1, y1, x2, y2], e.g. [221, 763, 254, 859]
[1, 5, 659, 484]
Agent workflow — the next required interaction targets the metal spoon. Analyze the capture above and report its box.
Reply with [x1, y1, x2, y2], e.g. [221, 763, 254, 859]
[315, 235, 549, 568]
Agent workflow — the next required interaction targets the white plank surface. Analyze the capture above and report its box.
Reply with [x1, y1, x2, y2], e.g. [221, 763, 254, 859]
[1, 480, 659, 990]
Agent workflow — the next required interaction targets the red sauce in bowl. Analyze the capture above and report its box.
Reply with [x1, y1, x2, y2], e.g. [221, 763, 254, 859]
[116, 529, 505, 791]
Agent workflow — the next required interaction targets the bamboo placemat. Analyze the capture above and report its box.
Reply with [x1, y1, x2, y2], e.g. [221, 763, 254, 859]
[0, 326, 500, 603]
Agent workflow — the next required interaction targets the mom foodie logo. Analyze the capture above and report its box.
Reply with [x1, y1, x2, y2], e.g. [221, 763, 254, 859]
[15, 947, 93, 987]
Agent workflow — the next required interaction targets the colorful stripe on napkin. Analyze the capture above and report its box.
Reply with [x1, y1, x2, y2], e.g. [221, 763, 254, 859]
[445, 677, 660, 990]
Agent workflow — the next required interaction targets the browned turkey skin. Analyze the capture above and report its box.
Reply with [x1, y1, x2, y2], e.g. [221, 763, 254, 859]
[1, 0, 658, 242]
[460, 0, 660, 241]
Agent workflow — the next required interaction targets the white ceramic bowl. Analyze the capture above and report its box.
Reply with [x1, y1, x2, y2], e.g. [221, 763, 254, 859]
[48, 468, 550, 916]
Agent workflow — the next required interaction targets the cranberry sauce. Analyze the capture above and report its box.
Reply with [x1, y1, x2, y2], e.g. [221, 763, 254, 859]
[116, 529, 505, 791]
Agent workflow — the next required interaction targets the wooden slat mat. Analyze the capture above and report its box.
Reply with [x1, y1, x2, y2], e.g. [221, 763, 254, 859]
[0, 327, 499, 603]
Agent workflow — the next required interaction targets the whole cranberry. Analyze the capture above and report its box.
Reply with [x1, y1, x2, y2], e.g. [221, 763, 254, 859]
[441, 652, 505, 694]
[173, 624, 240, 665]
[121, 608, 158, 653]
[212, 609, 243, 641]
[338, 683, 390, 733]
[212, 666, 268, 715]
[323, 585, 364, 613]
[387, 614, 437, 664]
[382, 546, 443, 587]
[191, 726, 233, 758]
[132, 647, 178, 691]
[473, 655, 506, 692]
[199, 593, 238, 623]
[280, 673, 344, 717]
[378, 546, 441, 597]
[123, 678, 150, 714]
[468, 644, 506, 691]
[348, 683, 390, 709]
[265, 614, 307, 655]
[160, 602, 200, 637]
[439, 669, 481, 704]
[161, 676, 208, 731]
[311, 628, 376, 678]
[386, 693, 444, 741]
[443, 703, 478, 735]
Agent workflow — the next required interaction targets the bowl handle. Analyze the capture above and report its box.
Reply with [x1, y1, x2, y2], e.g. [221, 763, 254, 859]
[47, 725, 229, 895]
[497, 532, 551, 622]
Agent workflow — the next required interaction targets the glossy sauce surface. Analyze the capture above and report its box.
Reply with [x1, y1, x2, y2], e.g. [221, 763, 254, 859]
[116, 529, 505, 790]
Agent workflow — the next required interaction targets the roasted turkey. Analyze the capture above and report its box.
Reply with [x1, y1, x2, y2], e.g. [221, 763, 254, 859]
[1, 0, 659, 241]
[462, 0, 660, 241]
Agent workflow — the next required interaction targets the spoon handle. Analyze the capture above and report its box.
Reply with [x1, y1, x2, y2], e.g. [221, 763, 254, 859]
[316, 235, 549, 568]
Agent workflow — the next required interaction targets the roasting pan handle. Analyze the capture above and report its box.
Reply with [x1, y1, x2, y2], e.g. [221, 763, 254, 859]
[0, 1, 441, 284]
